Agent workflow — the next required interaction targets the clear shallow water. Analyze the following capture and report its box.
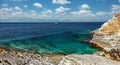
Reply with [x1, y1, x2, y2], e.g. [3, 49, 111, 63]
[0, 22, 103, 54]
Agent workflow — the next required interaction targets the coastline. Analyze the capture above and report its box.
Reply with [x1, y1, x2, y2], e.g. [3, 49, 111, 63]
[0, 15, 119, 65]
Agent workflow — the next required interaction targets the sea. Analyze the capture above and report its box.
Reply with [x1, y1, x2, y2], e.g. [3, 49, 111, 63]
[0, 22, 103, 54]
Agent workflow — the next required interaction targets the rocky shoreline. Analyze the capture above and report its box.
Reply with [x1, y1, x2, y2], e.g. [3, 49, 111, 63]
[1, 13, 120, 65]
[90, 13, 120, 61]
[1, 47, 120, 65]
[0, 47, 64, 65]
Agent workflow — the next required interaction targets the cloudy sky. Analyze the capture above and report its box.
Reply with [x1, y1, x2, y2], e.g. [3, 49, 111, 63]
[0, 0, 119, 22]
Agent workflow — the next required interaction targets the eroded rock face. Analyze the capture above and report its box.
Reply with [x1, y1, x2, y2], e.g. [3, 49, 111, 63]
[90, 13, 120, 60]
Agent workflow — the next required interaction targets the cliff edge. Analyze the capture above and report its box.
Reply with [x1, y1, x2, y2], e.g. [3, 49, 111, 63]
[90, 12, 120, 60]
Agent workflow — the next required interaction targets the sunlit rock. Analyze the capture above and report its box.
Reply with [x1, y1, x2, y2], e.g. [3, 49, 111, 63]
[91, 12, 120, 60]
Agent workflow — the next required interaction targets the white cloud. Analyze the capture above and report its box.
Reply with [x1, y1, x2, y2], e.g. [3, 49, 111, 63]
[71, 4, 94, 16]
[14, 6, 22, 11]
[119, 0, 120, 2]
[111, 5, 120, 13]
[29, 10, 36, 14]
[41, 10, 53, 15]
[41, 10, 53, 18]
[112, 5, 120, 10]
[33, 3, 43, 8]
[24, 5, 28, 8]
[96, 11, 106, 16]
[2, 4, 8, 7]
[0, 8, 13, 15]
[52, 0, 71, 5]
[12, 11, 23, 16]
[79, 9, 91, 14]
[29, 10, 37, 18]
[81, 4, 90, 9]
[70, 11, 111, 22]
[71, 10, 93, 16]
[0, 10, 111, 22]
[0, 3, 112, 22]
[71, 11, 94, 17]
[12, 6, 24, 17]
[55, 6, 71, 14]
[0, 8, 13, 12]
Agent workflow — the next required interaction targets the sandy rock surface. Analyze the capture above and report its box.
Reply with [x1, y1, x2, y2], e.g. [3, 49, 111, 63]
[59, 54, 120, 65]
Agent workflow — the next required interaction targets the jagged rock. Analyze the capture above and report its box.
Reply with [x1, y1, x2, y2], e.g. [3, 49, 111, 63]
[90, 13, 120, 60]
[58, 54, 120, 65]
[0, 47, 63, 65]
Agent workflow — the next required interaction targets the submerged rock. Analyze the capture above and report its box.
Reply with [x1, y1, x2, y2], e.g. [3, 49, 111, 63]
[90, 13, 120, 60]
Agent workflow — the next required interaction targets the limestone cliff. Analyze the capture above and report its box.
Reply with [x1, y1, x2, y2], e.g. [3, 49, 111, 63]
[90, 12, 120, 60]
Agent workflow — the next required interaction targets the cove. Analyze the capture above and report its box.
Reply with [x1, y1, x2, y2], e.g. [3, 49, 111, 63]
[0, 31, 98, 55]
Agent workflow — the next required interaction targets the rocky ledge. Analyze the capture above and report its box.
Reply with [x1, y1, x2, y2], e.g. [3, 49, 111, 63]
[90, 12, 120, 61]
[59, 54, 120, 65]
[0, 47, 64, 65]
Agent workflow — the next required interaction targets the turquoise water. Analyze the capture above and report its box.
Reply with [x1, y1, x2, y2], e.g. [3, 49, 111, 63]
[0, 31, 98, 54]
[0, 22, 103, 54]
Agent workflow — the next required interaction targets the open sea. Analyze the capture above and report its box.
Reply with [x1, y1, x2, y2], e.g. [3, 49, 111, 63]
[0, 22, 103, 54]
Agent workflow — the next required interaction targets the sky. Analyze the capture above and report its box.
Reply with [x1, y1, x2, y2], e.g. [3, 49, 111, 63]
[0, 0, 120, 22]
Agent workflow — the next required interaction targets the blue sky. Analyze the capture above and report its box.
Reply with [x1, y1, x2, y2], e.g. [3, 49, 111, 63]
[0, 0, 120, 22]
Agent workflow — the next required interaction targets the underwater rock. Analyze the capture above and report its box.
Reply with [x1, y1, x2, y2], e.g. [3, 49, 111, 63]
[90, 12, 120, 60]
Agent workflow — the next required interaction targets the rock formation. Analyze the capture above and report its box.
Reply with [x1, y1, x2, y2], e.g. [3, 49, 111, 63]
[59, 54, 120, 65]
[0, 47, 63, 65]
[90, 12, 120, 61]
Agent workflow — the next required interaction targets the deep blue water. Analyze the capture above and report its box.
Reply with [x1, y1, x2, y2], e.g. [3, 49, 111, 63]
[0, 22, 103, 54]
